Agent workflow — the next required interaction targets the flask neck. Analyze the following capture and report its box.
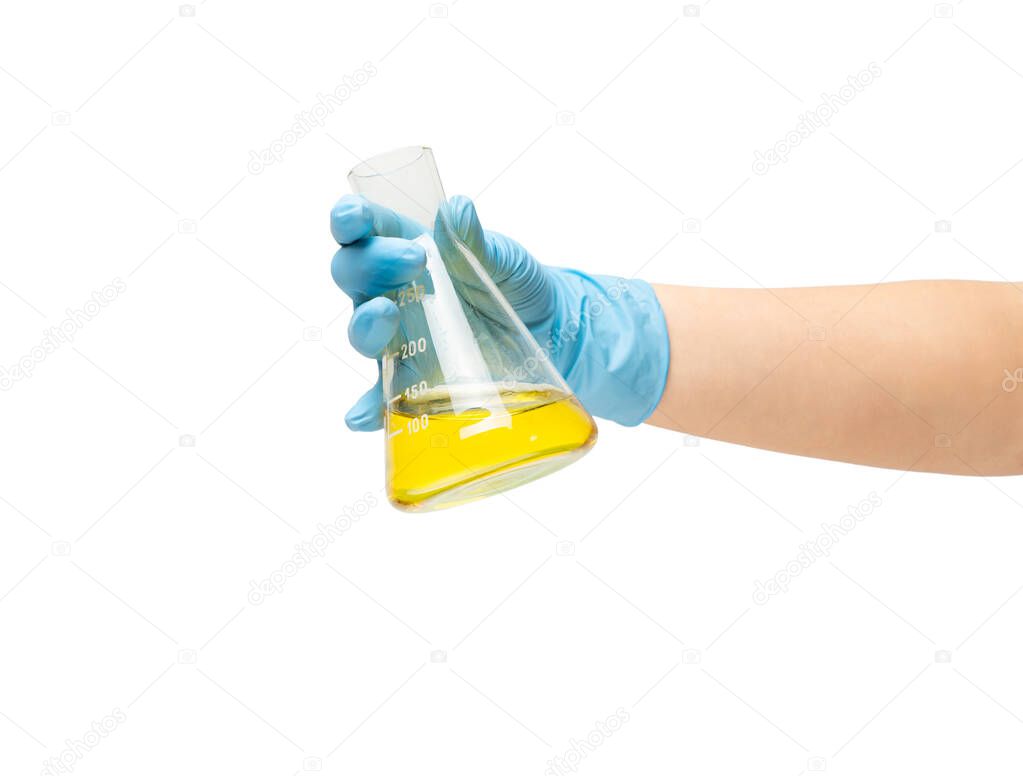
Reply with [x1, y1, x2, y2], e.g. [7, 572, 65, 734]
[347, 146, 446, 226]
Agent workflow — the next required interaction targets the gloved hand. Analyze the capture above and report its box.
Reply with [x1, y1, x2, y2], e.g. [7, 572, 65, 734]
[330, 193, 669, 430]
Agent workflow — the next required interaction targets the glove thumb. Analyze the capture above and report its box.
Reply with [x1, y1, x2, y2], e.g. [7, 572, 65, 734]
[438, 193, 523, 287]
[437, 193, 553, 327]
[442, 194, 487, 259]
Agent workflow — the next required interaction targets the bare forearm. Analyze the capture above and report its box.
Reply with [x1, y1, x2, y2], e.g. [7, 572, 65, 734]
[648, 281, 1023, 475]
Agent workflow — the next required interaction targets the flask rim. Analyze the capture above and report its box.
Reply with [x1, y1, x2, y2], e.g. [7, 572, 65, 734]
[349, 146, 431, 180]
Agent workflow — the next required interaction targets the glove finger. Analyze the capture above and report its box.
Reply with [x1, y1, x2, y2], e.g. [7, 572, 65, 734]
[348, 297, 399, 358]
[331, 236, 426, 300]
[345, 374, 385, 431]
[331, 194, 425, 245]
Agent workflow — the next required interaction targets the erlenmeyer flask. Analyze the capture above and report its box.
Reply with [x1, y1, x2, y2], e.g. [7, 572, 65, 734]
[348, 146, 597, 511]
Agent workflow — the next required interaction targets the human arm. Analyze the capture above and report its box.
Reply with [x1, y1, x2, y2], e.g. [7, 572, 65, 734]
[648, 281, 1023, 475]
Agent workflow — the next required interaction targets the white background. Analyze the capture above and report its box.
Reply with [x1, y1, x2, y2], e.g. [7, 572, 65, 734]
[2, 0, 1023, 773]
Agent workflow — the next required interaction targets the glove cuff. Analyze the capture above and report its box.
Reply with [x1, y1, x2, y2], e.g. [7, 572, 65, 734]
[546, 269, 670, 426]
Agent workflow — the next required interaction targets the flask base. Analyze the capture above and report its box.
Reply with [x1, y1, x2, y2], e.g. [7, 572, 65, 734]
[388, 442, 594, 511]
[385, 386, 597, 511]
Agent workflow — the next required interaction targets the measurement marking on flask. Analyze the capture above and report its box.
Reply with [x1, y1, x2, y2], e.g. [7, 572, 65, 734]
[399, 337, 428, 359]
[406, 414, 429, 435]
[397, 281, 425, 307]
[388, 428, 403, 439]
[402, 380, 428, 401]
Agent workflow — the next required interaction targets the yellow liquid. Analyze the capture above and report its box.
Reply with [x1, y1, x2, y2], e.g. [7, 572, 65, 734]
[386, 385, 597, 511]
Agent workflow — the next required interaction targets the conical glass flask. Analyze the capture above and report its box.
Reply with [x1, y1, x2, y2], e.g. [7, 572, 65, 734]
[348, 146, 597, 511]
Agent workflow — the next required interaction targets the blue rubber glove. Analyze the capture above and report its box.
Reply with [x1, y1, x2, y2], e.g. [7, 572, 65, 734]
[330, 193, 669, 430]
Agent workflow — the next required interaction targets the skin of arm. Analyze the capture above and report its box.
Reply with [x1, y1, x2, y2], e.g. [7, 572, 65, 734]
[647, 280, 1023, 476]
